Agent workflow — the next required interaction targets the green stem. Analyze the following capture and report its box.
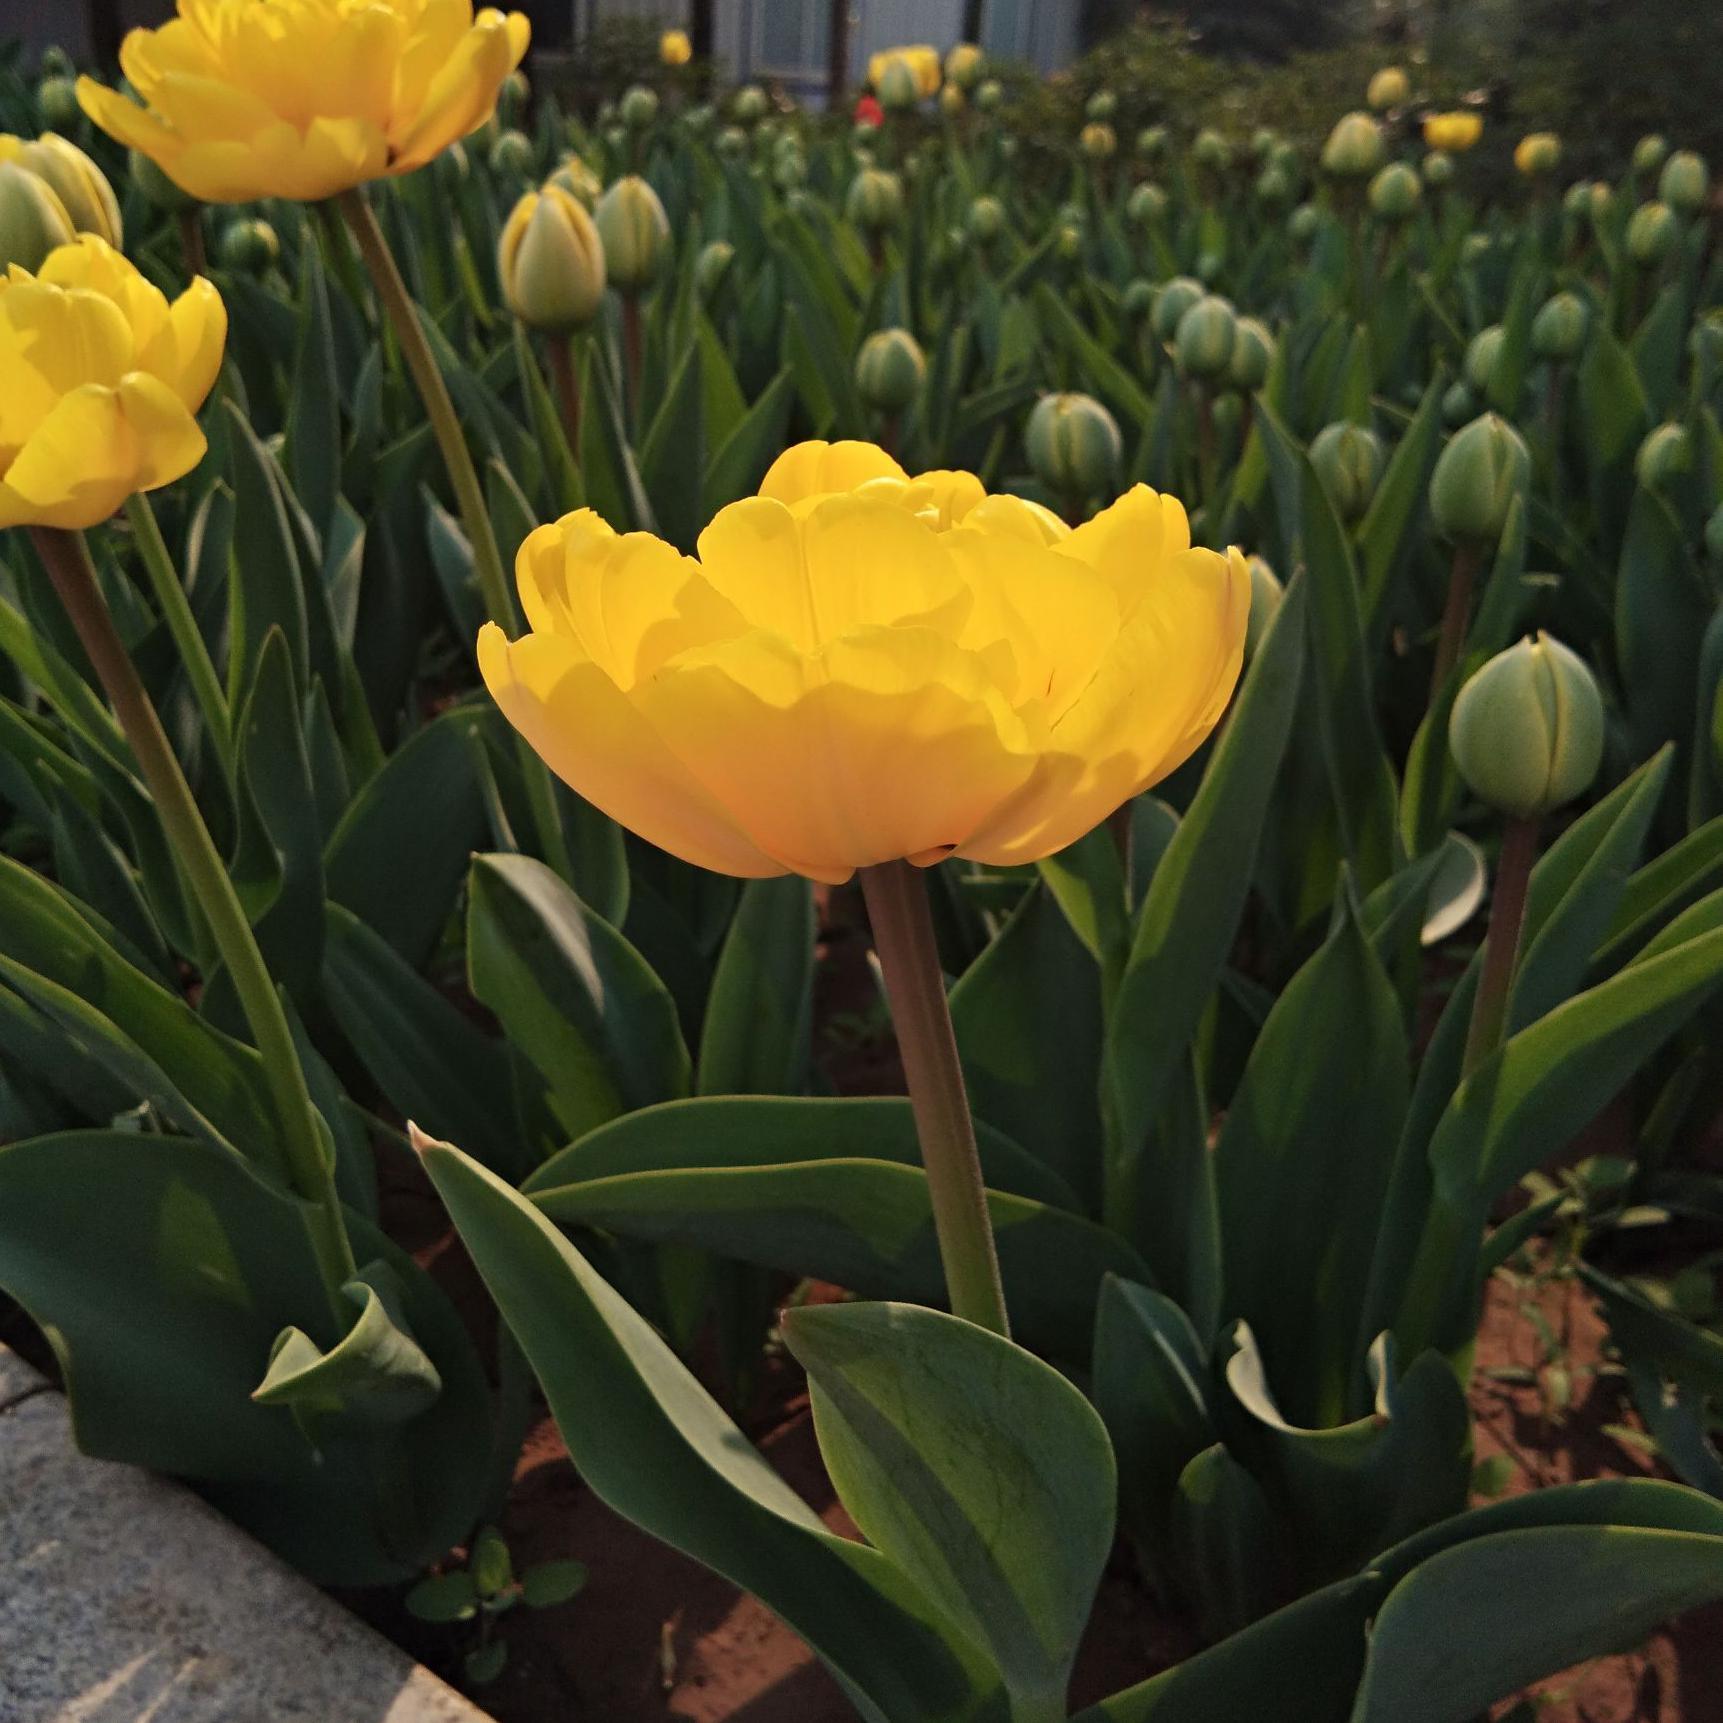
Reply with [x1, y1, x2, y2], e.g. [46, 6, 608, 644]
[122, 493, 234, 781]
[859, 860, 1011, 1338]
[337, 187, 577, 888]
[30, 527, 355, 1332]
[1463, 813, 1539, 1078]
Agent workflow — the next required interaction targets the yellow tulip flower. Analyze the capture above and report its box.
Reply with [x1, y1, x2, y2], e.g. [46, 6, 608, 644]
[0, 235, 225, 530]
[868, 45, 942, 100]
[479, 441, 1248, 883]
[1515, 132, 1562, 177]
[76, 0, 530, 205]
[660, 28, 692, 67]
[1423, 111, 1483, 154]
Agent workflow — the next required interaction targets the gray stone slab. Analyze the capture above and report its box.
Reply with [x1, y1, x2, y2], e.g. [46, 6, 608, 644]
[0, 1350, 493, 1723]
[0, 1344, 46, 1410]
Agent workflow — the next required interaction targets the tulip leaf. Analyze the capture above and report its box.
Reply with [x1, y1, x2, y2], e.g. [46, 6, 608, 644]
[783, 1301, 1116, 1718]
[639, 339, 707, 554]
[1357, 370, 1445, 650]
[703, 365, 795, 517]
[696, 875, 815, 1096]
[283, 246, 342, 543]
[223, 401, 311, 702]
[1171, 1443, 1280, 1642]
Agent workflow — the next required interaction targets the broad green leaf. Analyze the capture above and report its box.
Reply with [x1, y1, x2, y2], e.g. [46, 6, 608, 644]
[696, 875, 815, 1096]
[1172, 1444, 1278, 1642]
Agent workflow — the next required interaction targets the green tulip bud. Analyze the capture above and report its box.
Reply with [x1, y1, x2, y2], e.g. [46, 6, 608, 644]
[684, 104, 715, 137]
[1080, 122, 1117, 161]
[1588, 182, 1614, 223]
[1635, 422, 1693, 492]
[218, 216, 279, 275]
[499, 183, 605, 333]
[1244, 555, 1284, 657]
[694, 238, 735, 305]
[1136, 125, 1167, 160]
[975, 79, 1004, 114]
[602, 125, 628, 159]
[967, 195, 1005, 245]
[1442, 380, 1477, 428]
[1560, 179, 1593, 222]
[1633, 134, 1669, 177]
[595, 101, 617, 129]
[1422, 151, 1454, 188]
[855, 327, 926, 414]
[1658, 151, 1710, 216]
[1084, 90, 1117, 122]
[1449, 634, 1603, 818]
[128, 146, 195, 212]
[488, 128, 533, 179]
[1531, 291, 1588, 363]
[1461, 232, 1491, 267]
[36, 76, 79, 132]
[846, 167, 904, 234]
[1122, 278, 1156, 322]
[549, 154, 601, 209]
[946, 43, 985, 91]
[0, 160, 73, 271]
[1321, 111, 1385, 180]
[1174, 294, 1238, 381]
[999, 134, 1019, 161]
[620, 85, 659, 131]
[1251, 127, 1278, 162]
[715, 125, 747, 160]
[1254, 165, 1291, 208]
[1705, 504, 1723, 565]
[1627, 200, 1678, 268]
[733, 85, 769, 124]
[1463, 324, 1504, 394]
[773, 147, 807, 191]
[1026, 392, 1122, 502]
[1229, 317, 1276, 392]
[39, 46, 74, 80]
[1127, 182, 1167, 228]
[433, 139, 470, 192]
[1151, 275, 1205, 343]
[1193, 127, 1230, 174]
[593, 173, 670, 293]
[1429, 412, 1530, 545]
[1309, 421, 1384, 523]
[500, 69, 530, 114]
[1369, 161, 1422, 222]
[1054, 223, 1083, 263]
[878, 57, 919, 112]
[1289, 201, 1320, 245]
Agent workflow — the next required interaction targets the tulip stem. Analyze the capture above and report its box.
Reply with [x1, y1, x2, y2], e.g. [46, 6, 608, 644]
[122, 493, 234, 781]
[859, 860, 1011, 1338]
[1430, 540, 1482, 701]
[29, 526, 355, 1335]
[338, 187, 577, 889]
[1463, 813, 1539, 1078]
[177, 206, 206, 279]
[547, 334, 582, 454]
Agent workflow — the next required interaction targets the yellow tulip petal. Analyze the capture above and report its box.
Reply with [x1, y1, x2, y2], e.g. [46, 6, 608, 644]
[116, 371, 208, 492]
[756, 439, 908, 505]
[391, 12, 514, 166]
[0, 383, 137, 530]
[963, 492, 1071, 545]
[138, 276, 226, 411]
[1058, 483, 1193, 611]
[477, 623, 783, 878]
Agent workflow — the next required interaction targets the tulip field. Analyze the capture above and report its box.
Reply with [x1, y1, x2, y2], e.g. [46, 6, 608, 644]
[3, 5, 1723, 1719]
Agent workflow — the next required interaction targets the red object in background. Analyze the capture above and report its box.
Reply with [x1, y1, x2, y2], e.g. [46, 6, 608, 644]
[854, 94, 883, 125]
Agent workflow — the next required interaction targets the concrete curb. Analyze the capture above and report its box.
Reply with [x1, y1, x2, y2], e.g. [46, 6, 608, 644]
[0, 1346, 495, 1722]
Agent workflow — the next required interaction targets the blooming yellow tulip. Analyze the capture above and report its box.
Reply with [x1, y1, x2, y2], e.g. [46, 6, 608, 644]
[868, 45, 942, 100]
[660, 28, 692, 67]
[479, 441, 1248, 883]
[1423, 111, 1482, 154]
[0, 236, 225, 529]
[76, 0, 529, 204]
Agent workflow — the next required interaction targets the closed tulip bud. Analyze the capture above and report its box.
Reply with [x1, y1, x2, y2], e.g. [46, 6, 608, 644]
[1423, 151, 1454, 188]
[946, 43, 984, 91]
[1229, 317, 1275, 392]
[1462, 232, 1492, 267]
[967, 194, 1004, 244]
[620, 85, 659, 131]
[1429, 413, 1530, 545]
[1442, 380, 1477, 428]
[1254, 164, 1291, 208]
[39, 46, 75, 80]
[1027, 392, 1122, 501]
[0, 159, 74, 271]
[715, 125, 747, 160]
[975, 79, 1004, 114]
[0, 133, 120, 248]
[855, 328, 926, 414]
[1706, 505, 1723, 564]
[1193, 127, 1230, 173]
[1367, 66, 1410, 112]
[218, 216, 279, 275]
[940, 85, 966, 117]
[499, 183, 605, 333]
[1369, 161, 1422, 221]
[433, 139, 470, 192]
[877, 57, 920, 112]
[549, 154, 601, 209]
[846, 167, 904, 234]
[1252, 128, 1278, 162]
[593, 174, 669, 293]
[1449, 634, 1603, 819]
[1635, 422, 1693, 492]
[1289, 201, 1321, 244]
[1633, 134, 1668, 177]
[488, 128, 533, 179]
[36, 76, 80, 132]
[500, 68, 529, 113]
[1310, 422, 1384, 522]
[1150, 275, 1204, 344]
[692, 241, 736, 309]
[1245, 555, 1284, 656]
[1175, 295, 1237, 381]
[1081, 122, 1116, 160]
[1463, 324, 1504, 394]
[1531, 291, 1588, 362]
[1626, 200, 1678, 267]
[128, 146, 194, 212]
[1322, 112, 1385, 180]
[999, 135, 1019, 162]
[734, 85, 768, 124]
[1659, 151, 1710, 216]
[1087, 90, 1118, 122]
[774, 148, 807, 191]
[1514, 132, 1561, 177]
[1055, 223, 1083, 263]
[1128, 182, 1168, 227]
[1122, 278, 1156, 321]
[1561, 179, 1593, 221]
[603, 125, 628, 158]
[1136, 124, 1167, 160]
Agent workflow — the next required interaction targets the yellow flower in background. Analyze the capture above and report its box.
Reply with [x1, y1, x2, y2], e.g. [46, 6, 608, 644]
[1367, 66, 1409, 111]
[0, 133, 122, 247]
[479, 440, 1248, 883]
[0, 236, 226, 529]
[77, 0, 530, 204]
[660, 28, 692, 67]
[1423, 111, 1482, 154]
[868, 45, 942, 100]
[1515, 132, 1562, 177]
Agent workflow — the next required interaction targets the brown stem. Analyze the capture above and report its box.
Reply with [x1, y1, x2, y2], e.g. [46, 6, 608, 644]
[1463, 814, 1540, 1077]
[547, 333, 582, 453]
[177, 206, 206, 279]
[1431, 540, 1483, 701]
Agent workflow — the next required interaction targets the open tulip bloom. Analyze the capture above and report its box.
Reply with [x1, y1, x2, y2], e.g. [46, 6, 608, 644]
[479, 441, 1250, 886]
